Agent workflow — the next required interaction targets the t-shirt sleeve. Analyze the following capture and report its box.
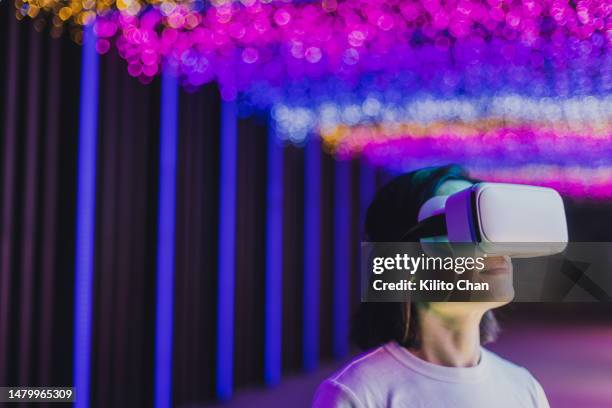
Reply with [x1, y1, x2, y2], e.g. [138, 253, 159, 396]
[532, 376, 550, 408]
[312, 380, 364, 408]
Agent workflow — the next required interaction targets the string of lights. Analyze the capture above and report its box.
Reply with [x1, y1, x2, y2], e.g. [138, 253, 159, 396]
[270, 95, 611, 142]
[16, 1, 610, 100]
[13, 0, 612, 198]
[316, 117, 612, 198]
[92, 0, 610, 97]
[469, 165, 612, 198]
[13, 0, 274, 40]
[337, 124, 611, 166]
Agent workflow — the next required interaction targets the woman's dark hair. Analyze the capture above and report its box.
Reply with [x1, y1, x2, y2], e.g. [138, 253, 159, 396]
[351, 164, 499, 350]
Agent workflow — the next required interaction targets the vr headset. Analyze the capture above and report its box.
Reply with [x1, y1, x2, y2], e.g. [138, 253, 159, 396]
[407, 182, 568, 258]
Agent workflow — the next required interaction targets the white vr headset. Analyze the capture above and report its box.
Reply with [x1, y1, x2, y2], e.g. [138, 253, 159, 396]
[407, 182, 568, 258]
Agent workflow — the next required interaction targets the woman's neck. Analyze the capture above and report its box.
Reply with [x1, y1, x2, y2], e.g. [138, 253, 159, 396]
[409, 306, 483, 368]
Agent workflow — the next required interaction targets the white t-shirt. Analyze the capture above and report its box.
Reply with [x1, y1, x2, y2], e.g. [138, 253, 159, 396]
[313, 342, 549, 408]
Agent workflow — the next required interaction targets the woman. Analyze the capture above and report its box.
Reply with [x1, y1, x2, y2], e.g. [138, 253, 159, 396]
[313, 165, 549, 408]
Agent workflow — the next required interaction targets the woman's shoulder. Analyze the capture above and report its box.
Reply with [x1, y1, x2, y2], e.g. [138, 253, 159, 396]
[327, 344, 403, 385]
[482, 348, 537, 380]
[313, 345, 404, 408]
[482, 348, 549, 407]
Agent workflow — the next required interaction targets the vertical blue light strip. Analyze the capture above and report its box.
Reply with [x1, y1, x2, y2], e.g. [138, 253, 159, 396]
[303, 138, 321, 371]
[154, 70, 179, 408]
[332, 160, 350, 359]
[264, 126, 284, 386]
[216, 100, 238, 400]
[73, 23, 99, 408]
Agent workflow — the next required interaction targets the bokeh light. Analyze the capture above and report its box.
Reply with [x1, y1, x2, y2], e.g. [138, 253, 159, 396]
[93, 0, 610, 96]
[14, 0, 612, 198]
[272, 95, 612, 143]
